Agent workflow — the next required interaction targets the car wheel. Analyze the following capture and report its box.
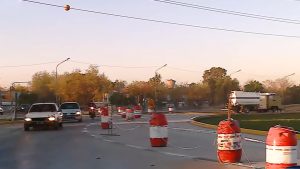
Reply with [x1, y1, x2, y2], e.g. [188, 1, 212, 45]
[54, 123, 60, 130]
[24, 125, 30, 131]
[78, 119, 82, 122]
[59, 122, 63, 128]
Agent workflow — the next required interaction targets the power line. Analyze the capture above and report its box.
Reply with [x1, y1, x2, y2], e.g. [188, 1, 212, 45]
[22, 0, 300, 38]
[0, 61, 58, 68]
[153, 0, 300, 25]
[70, 60, 158, 69]
[168, 66, 202, 73]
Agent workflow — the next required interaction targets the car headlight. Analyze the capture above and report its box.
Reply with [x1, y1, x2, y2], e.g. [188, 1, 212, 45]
[25, 117, 32, 122]
[76, 111, 81, 115]
[48, 116, 56, 121]
[90, 107, 94, 110]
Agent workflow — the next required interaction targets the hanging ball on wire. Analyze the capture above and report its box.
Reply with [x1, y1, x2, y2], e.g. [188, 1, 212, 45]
[64, 5, 70, 11]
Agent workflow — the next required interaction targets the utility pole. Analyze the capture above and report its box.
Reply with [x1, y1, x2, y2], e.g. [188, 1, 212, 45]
[154, 64, 167, 108]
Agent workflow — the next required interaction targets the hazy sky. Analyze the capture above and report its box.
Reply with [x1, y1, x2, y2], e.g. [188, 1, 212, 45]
[1, 0, 300, 87]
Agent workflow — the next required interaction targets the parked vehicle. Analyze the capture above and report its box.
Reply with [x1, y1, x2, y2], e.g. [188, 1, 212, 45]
[17, 104, 31, 113]
[60, 102, 82, 122]
[24, 103, 63, 131]
[229, 91, 282, 113]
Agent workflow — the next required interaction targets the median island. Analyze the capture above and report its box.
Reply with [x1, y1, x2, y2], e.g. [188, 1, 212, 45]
[193, 113, 300, 132]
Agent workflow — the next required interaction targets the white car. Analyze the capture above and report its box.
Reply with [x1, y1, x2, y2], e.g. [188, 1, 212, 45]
[59, 102, 82, 122]
[24, 103, 63, 131]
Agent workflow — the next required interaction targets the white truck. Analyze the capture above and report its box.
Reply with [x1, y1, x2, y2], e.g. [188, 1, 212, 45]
[229, 91, 282, 113]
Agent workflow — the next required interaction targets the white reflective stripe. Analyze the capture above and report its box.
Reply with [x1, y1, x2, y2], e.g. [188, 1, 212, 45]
[217, 133, 242, 150]
[148, 109, 154, 113]
[101, 116, 111, 123]
[150, 126, 168, 138]
[266, 145, 297, 164]
[134, 111, 141, 114]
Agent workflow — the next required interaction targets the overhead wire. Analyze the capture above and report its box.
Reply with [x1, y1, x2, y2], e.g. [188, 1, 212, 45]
[152, 0, 300, 25]
[0, 61, 58, 68]
[22, 0, 300, 39]
[70, 60, 160, 69]
[167, 66, 202, 73]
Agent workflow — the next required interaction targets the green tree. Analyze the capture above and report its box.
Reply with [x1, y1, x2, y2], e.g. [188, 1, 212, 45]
[57, 66, 112, 106]
[202, 67, 227, 105]
[244, 80, 265, 92]
[285, 85, 300, 104]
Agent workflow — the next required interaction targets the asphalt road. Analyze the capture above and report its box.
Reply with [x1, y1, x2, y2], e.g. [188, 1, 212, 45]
[0, 113, 271, 169]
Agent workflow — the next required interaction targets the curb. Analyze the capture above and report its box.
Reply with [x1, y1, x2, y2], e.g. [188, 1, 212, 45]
[0, 120, 23, 125]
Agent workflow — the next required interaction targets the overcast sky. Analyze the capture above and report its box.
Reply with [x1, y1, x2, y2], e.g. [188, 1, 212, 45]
[1, 0, 300, 87]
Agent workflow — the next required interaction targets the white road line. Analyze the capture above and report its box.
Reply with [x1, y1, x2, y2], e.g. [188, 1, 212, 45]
[126, 144, 144, 150]
[243, 137, 265, 144]
[160, 152, 196, 158]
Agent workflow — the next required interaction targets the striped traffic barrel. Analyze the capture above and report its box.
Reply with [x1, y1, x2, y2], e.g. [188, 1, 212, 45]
[266, 125, 297, 169]
[133, 105, 142, 118]
[100, 107, 111, 129]
[149, 112, 168, 147]
[217, 119, 242, 163]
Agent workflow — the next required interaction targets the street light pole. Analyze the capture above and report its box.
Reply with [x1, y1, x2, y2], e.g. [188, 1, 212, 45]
[154, 64, 167, 107]
[55, 58, 70, 104]
[229, 69, 241, 76]
[283, 73, 295, 79]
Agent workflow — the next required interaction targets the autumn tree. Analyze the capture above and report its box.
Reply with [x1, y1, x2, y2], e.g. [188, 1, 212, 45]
[186, 83, 210, 107]
[57, 66, 112, 106]
[148, 73, 167, 103]
[263, 78, 294, 104]
[31, 71, 55, 102]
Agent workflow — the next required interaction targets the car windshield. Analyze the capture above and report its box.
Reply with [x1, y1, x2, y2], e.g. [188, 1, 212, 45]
[60, 103, 79, 109]
[29, 104, 57, 112]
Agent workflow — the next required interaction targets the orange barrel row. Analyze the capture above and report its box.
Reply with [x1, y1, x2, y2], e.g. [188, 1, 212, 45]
[149, 112, 168, 147]
[266, 125, 297, 169]
[217, 119, 242, 163]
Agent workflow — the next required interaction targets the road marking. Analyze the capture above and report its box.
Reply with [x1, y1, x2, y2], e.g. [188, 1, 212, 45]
[126, 144, 144, 150]
[160, 152, 196, 158]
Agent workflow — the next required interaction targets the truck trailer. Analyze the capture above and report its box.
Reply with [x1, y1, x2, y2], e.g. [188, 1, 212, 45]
[229, 91, 282, 113]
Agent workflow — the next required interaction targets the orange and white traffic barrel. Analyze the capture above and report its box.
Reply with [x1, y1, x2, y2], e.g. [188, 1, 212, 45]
[120, 107, 126, 118]
[168, 107, 174, 113]
[100, 107, 111, 129]
[149, 112, 168, 147]
[266, 125, 297, 169]
[148, 108, 154, 114]
[117, 106, 124, 115]
[125, 108, 134, 121]
[217, 119, 242, 163]
[133, 105, 142, 118]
